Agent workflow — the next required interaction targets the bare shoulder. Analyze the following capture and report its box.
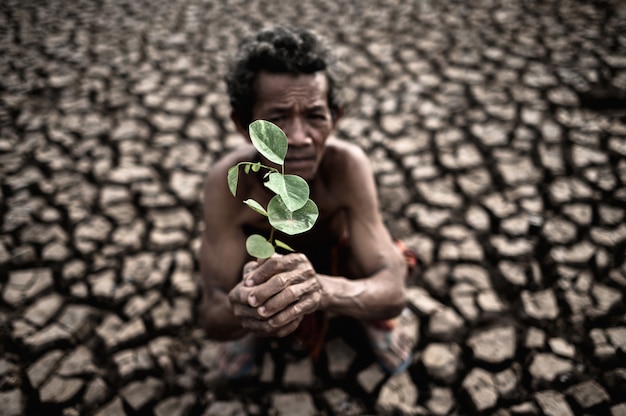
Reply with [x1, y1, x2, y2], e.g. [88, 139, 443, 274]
[203, 145, 257, 212]
[207, 145, 256, 180]
[312, 138, 377, 212]
[321, 138, 371, 175]
[205, 146, 257, 191]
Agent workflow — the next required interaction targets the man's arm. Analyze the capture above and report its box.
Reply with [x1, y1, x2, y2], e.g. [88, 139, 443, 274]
[198, 158, 250, 340]
[317, 142, 407, 319]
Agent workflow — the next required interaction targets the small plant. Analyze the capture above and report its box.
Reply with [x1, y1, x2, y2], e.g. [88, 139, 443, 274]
[227, 120, 319, 259]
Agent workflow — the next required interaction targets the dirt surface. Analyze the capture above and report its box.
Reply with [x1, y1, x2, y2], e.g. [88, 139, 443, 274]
[1, 0, 626, 415]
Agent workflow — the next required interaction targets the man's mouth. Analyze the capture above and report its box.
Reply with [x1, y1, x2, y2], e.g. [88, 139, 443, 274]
[285, 154, 316, 164]
[286, 156, 314, 162]
[284, 156, 316, 172]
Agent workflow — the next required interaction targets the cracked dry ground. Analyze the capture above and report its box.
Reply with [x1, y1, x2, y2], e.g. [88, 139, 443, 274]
[1, 0, 626, 415]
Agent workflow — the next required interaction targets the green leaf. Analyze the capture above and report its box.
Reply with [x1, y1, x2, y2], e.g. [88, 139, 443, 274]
[268, 196, 319, 235]
[249, 120, 288, 165]
[243, 199, 268, 216]
[275, 239, 295, 252]
[251, 162, 261, 172]
[265, 172, 287, 197]
[227, 165, 239, 196]
[265, 173, 310, 211]
[246, 234, 275, 258]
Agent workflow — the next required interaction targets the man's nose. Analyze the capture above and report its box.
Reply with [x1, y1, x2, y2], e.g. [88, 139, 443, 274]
[286, 118, 310, 147]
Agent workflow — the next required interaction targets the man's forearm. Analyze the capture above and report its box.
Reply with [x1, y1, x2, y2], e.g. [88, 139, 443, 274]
[318, 273, 406, 320]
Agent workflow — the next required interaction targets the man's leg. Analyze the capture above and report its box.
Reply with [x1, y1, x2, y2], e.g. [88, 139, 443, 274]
[217, 333, 257, 379]
[335, 238, 419, 375]
[362, 307, 418, 375]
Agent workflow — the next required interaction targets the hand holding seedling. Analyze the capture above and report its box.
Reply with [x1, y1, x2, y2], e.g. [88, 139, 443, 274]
[226, 120, 323, 337]
[228, 253, 324, 337]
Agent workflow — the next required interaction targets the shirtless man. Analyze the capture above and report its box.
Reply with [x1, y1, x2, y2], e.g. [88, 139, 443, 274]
[199, 24, 415, 377]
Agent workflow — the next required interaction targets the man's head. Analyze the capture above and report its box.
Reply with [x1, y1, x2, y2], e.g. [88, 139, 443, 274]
[226, 25, 342, 128]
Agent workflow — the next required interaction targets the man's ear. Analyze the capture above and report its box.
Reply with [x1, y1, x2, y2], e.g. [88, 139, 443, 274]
[231, 111, 249, 139]
[331, 107, 344, 130]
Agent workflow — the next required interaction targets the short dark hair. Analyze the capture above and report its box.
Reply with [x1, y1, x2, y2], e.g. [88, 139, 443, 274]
[226, 25, 342, 127]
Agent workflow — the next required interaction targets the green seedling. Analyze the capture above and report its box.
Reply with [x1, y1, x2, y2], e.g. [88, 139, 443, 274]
[227, 120, 319, 259]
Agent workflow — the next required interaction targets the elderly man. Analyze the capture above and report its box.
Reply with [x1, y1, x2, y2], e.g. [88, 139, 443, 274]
[199, 24, 416, 378]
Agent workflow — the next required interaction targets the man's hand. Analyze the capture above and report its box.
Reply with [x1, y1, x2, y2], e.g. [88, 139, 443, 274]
[227, 253, 323, 338]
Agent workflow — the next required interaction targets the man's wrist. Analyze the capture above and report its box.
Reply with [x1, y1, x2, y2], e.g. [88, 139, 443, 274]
[317, 273, 333, 312]
[317, 273, 352, 314]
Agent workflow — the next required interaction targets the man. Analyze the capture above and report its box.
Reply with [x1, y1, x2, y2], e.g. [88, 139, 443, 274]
[199, 24, 416, 378]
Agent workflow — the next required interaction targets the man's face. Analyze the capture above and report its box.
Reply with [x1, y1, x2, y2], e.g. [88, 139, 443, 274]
[251, 71, 337, 181]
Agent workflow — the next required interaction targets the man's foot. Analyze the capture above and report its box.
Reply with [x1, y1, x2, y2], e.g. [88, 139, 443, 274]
[217, 334, 257, 379]
[363, 308, 418, 375]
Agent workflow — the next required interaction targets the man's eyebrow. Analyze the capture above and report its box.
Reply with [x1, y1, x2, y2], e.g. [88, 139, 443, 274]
[266, 106, 290, 114]
[307, 105, 328, 112]
[265, 104, 328, 114]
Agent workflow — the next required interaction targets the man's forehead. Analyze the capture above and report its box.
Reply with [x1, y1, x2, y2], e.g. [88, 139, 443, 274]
[254, 70, 329, 94]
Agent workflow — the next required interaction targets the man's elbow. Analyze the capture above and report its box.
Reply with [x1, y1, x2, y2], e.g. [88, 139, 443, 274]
[387, 259, 409, 317]
[201, 323, 234, 341]
[378, 284, 406, 320]
[197, 301, 217, 338]
[390, 287, 407, 317]
[199, 315, 237, 341]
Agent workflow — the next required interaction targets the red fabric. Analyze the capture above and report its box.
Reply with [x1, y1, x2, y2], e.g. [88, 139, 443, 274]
[395, 239, 418, 275]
